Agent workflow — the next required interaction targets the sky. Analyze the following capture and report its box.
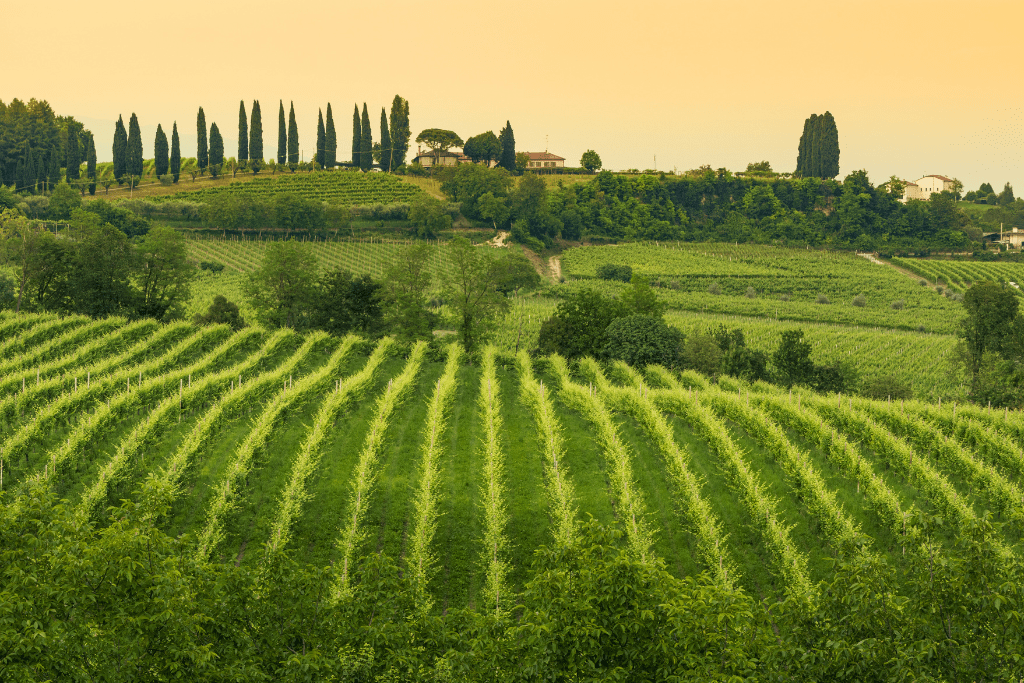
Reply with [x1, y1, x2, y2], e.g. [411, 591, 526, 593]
[4, 0, 1021, 193]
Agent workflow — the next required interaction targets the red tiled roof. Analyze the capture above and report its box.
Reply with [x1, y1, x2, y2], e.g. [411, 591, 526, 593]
[524, 151, 565, 161]
[923, 174, 954, 182]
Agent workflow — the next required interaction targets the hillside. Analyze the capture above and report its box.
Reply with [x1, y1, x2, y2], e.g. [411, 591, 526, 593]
[0, 314, 1021, 636]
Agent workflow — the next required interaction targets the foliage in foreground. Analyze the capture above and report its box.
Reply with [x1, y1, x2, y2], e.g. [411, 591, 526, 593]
[2, 481, 1023, 682]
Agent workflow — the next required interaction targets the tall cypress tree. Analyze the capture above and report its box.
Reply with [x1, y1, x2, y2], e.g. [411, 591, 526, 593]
[388, 95, 410, 170]
[819, 111, 839, 179]
[47, 149, 61, 191]
[127, 113, 143, 179]
[197, 107, 208, 174]
[379, 108, 392, 172]
[113, 116, 127, 184]
[277, 101, 286, 165]
[249, 100, 263, 170]
[498, 121, 515, 172]
[14, 159, 23, 193]
[209, 122, 224, 174]
[86, 135, 97, 195]
[238, 100, 248, 163]
[795, 116, 811, 176]
[325, 103, 337, 168]
[315, 109, 326, 168]
[359, 103, 372, 172]
[24, 147, 35, 193]
[170, 122, 181, 183]
[352, 104, 361, 168]
[287, 102, 299, 166]
[154, 124, 169, 177]
[35, 153, 45, 192]
[66, 127, 81, 181]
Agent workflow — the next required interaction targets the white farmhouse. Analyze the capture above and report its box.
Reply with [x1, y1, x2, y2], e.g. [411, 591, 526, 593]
[902, 174, 956, 202]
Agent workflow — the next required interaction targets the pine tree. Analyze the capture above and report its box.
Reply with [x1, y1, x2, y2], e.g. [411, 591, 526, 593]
[359, 103, 372, 171]
[379, 108, 392, 172]
[352, 104, 361, 168]
[154, 124, 169, 177]
[325, 103, 337, 168]
[498, 121, 515, 172]
[209, 122, 224, 171]
[170, 122, 181, 183]
[66, 127, 81, 181]
[238, 100, 249, 163]
[388, 95, 410, 170]
[86, 135, 97, 195]
[277, 101, 286, 165]
[197, 107, 208, 174]
[113, 116, 127, 184]
[287, 102, 299, 166]
[127, 113, 143, 179]
[249, 100, 263, 169]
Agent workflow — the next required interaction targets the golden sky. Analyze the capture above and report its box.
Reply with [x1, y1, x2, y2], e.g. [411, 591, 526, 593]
[5, 0, 1021, 193]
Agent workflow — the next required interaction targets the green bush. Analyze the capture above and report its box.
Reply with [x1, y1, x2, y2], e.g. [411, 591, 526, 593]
[852, 294, 866, 307]
[595, 263, 633, 282]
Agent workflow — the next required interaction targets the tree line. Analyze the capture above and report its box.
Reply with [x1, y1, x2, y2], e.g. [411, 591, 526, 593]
[0, 98, 97, 195]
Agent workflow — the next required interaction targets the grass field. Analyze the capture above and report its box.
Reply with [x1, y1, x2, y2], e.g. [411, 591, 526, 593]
[1, 313, 1020, 615]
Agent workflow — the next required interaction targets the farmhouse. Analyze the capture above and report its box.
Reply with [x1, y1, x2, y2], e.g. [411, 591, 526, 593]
[524, 151, 565, 171]
[411, 149, 461, 168]
[902, 174, 956, 202]
[983, 225, 1024, 250]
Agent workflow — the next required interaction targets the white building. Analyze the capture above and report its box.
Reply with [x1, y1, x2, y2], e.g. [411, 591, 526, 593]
[902, 174, 956, 202]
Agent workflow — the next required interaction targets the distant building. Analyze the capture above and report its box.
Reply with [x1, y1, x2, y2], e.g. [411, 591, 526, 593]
[524, 151, 565, 171]
[411, 149, 461, 168]
[902, 175, 956, 202]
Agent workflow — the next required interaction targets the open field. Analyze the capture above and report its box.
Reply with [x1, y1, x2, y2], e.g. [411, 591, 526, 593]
[0, 313, 1020, 616]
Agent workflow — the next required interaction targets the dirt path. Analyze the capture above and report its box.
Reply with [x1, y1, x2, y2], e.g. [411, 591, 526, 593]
[857, 252, 943, 292]
[548, 256, 562, 282]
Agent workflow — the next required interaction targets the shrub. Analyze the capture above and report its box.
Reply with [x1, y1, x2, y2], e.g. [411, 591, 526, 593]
[919, 279, 927, 286]
[744, 286, 756, 299]
[935, 286, 944, 295]
[603, 315, 685, 369]
[194, 295, 245, 330]
[779, 293, 791, 302]
[596, 264, 633, 282]
[199, 261, 225, 273]
[860, 375, 914, 401]
[891, 299, 905, 310]
[816, 294, 830, 304]
[852, 294, 866, 307]
[708, 282, 722, 295]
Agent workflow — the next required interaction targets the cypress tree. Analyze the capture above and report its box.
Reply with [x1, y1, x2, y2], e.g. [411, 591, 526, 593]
[209, 122, 224, 172]
[359, 103, 372, 171]
[127, 113, 143, 179]
[238, 100, 248, 163]
[352, 104, 361, 168]
[66, 127, 81, 182]
[277, 101, 286, 165]
[379, 108, 392, 172]
[316, 109, 326, 168]
[170, 122, 181, 183]
[249, 100, 263, 169]
[287, 102, 299, 166]
[498, 121, 515, 172]
[197, 107, 208, 174]
[86, 135, 97, 195]
[818, 111, 839, 179]
[388, 95, 410, 169]
[47, 149, 61, 191]
[795, 116, 811, 176]
[14, 159, 23, 193]
[325, 103, 337, 168]
[24, 147, 35, 193]
[113, 116, 127, 184]
[35, 153, 45, 193]
[154, 124, 169, 177]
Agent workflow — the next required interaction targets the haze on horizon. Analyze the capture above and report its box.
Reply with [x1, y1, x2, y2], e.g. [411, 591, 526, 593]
[4, 0, 1020, 194]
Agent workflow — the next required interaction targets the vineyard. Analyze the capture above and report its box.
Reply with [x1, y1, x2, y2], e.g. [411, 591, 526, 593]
[893, 257, 1024, 297]
[562, 243, 964, 333]
[151, 170, 427, 206]
[0, 312, 1021, 611]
